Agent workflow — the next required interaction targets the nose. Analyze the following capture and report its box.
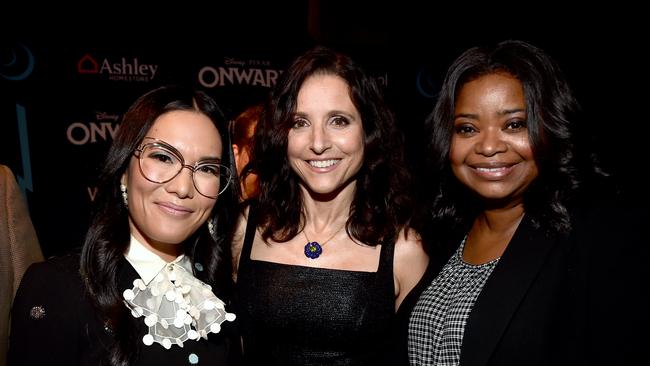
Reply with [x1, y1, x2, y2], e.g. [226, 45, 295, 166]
[309, 125, 331, 154]
[475, 129, 507, 156]
[165, 166, 195, 198]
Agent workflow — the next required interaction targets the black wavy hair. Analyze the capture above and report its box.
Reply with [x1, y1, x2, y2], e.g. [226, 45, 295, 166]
[249, 46, 412, 245]
[423, 40, 599, 237]
[79, 85, 239, 366]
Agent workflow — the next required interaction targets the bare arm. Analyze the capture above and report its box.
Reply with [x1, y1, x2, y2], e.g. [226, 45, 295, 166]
[393, 228, 429, 311]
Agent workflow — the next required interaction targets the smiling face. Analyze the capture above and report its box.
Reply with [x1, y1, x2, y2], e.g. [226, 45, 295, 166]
[450, 72, 539, 206]
[287, 73, 365, 197]
[121, 110, 223, 257]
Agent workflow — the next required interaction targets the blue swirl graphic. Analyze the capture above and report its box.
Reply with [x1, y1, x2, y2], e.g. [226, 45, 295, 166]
[416, 68, 438, 99]
[16, 104, 33, 195]
[1, 42, 34, 81]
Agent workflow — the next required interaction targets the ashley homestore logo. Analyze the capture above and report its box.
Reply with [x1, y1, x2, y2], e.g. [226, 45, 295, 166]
[77, 54, 158, 82]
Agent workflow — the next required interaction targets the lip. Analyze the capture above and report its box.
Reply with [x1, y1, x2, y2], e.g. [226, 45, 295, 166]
[157, 201, 194, 216]
[307, 158, 341, 171]
[469, 162, 517, 180]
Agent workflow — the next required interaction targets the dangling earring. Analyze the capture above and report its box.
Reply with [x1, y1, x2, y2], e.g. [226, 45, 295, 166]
[207, 219, 215, 235]
[120, 184, 128, 207]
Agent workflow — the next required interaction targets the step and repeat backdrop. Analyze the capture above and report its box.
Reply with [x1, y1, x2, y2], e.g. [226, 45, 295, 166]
[3, 24, 643, 256]
[1, 36, 312, 256]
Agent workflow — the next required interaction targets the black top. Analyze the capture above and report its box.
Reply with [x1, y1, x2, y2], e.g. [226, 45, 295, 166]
[236, 205, 397, 365]
[8, 254, 240, 366]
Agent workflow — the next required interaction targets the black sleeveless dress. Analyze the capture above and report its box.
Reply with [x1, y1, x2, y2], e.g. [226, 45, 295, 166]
[236, 206, 397, 365]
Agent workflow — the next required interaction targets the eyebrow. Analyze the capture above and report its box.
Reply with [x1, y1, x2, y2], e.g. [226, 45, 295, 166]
[294, 110, 357, 119]
[499, 108, 525, 116]
[143, 137, 222, 163]
[455, 108, 525, 120]
[198, 156, 223, 163]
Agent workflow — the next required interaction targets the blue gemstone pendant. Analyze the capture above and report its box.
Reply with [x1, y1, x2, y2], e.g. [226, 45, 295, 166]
[304, 241, 323, 259]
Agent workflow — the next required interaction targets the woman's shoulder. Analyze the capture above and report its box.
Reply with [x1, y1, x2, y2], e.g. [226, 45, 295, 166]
[570, 191, 646, 231]
[17, 253, 84, 300]
[9, 253, 91, 365]
[393, 228, 429, 299]
[568, 192, 647, 261]
[24, 253, 81, 280]
[394, 227, 425, 254]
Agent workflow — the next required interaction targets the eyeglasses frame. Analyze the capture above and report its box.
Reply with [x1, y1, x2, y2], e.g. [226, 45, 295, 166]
[132, 137, 232, 198]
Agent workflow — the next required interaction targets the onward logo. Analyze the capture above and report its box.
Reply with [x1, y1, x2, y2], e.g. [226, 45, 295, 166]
[66, 111, 121, 145]
[77, 54, 158, 82]
[198, 57, 282, 88]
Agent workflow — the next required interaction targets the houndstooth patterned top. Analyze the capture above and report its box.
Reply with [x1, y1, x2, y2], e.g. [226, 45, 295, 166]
[408, 237, 499, 366]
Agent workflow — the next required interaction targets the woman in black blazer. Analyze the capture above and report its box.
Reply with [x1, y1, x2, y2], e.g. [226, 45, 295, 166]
[8, 85, 241, 366]
[407, 40, 648, 366]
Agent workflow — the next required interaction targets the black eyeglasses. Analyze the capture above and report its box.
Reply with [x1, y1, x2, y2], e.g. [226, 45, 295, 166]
[133, 137, 232, 198]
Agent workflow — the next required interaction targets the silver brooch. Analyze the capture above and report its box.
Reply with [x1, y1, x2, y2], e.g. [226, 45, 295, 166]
[29, 306, 46, 319]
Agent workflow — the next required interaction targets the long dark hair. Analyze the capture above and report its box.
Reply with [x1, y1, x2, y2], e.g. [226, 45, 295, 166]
[250, 46, 412, 245]
[424, 40, 597, 237]
[79, 85, 239, 366]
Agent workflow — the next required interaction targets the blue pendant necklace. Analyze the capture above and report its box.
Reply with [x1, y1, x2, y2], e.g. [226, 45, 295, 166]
[303, 223, 346, 259]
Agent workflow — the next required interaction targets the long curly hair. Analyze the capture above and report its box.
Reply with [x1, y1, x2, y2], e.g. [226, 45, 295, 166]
[423, 40, 597, 237]
[79, 85, 239, 366]
[249, 46, 412, 245]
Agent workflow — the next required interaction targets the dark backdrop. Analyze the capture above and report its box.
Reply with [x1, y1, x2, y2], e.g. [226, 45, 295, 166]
[2, 3, 645, 256]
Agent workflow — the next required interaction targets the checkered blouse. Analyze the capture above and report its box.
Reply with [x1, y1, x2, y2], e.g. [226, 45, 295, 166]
[408, 237, 499, 366]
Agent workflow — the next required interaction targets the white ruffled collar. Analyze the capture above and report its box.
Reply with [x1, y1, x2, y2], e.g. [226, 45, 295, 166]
[124, 235, 192, 285]
[122, 235, 236, 349]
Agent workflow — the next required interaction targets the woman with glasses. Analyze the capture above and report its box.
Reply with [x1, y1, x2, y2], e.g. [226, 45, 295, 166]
[9, 85, 241, 366]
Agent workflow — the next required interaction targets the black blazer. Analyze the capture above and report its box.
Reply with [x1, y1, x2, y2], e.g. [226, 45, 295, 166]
[413, 202, 649, 366]
[8, 254, 240, 366]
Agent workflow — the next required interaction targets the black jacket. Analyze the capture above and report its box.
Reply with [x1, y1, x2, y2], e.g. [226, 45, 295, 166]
[8, 254, 241, 366]
[403, 200, 649, 366]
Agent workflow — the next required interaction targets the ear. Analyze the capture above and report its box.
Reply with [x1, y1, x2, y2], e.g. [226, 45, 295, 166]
[232, 144, 241, 167]
[232, 144, 240, 159]
[120, 172, 128, 186]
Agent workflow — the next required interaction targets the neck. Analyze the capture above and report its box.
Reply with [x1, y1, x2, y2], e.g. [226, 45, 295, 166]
[476, 202, 525, 236]
[131, 233, 183, 263]
[300, 183, 354, 233]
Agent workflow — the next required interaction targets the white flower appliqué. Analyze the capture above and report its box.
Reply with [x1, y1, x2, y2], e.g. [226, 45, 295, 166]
[122, 262, 236, 348]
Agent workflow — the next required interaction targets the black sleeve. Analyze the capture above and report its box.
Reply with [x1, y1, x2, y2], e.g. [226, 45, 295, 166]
[8, 257, 83, 366]
[572, 202, 650, 365]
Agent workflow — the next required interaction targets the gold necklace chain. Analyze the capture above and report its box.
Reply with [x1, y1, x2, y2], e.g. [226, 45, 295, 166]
[303, 223, 346, 246]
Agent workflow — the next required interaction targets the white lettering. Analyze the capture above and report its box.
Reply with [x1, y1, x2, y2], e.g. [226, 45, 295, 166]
[234, 68, 254, 84]
[67, 122, 120, 145]
[67, 122, 90, 145]
[105, 123, 120, 138]
[266, 69, 280, 86]
[95, 112, 119, 121]
[100, 59, 113, 74]
[224, 57, 246, 66]
[252, 69, 266, 86]
[98, 57, 158, 80]
[219, 68, 235, 85]
[149, 65, 158, 78]
[375, 73, 388, 87]
[199, 66, 283, 88]
[87, 186, 98, 201]
[198, 66, 219, 88]
[121, 58, 132, 75]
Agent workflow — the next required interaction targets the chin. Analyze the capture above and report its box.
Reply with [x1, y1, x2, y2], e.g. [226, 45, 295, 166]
[153, 230, 195, 245]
